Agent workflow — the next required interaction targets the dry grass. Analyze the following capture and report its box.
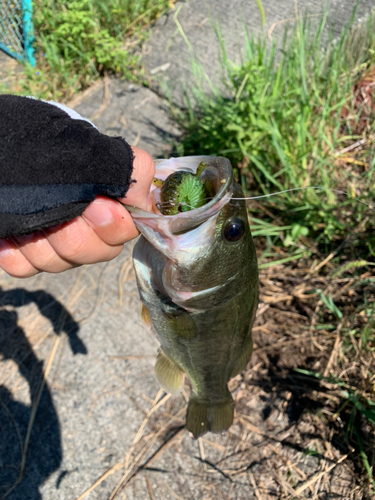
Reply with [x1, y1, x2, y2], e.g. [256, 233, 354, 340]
[66, 250, 374, 500]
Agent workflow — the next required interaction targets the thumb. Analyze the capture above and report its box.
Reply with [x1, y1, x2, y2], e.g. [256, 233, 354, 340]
[120, 146, 155, 211]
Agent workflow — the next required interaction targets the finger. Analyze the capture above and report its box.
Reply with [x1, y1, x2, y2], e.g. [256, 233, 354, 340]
[12, 231, 73, 274]
[82, 196, 138, 245]
[0, 238, 39, 278]
[120, 146, 155, 210]
[43, 216, 124, 265]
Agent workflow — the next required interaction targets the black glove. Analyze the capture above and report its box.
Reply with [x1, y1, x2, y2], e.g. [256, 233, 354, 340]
[0, 95, 134, 238]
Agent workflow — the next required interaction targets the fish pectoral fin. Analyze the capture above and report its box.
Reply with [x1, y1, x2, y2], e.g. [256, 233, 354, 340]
[230, 340, 253, 378]
[141, 304, 152, 328]
[164, 311, 197, 340]
[160, 298, 197, 339]
[186, 396, 234, 438]
[155, 348, 184, 395]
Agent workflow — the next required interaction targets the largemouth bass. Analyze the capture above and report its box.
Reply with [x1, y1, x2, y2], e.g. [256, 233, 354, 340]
[128, 156, 258, 437]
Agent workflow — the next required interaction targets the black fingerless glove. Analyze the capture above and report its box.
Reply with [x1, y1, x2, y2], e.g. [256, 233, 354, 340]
[0, 95, 134, 238]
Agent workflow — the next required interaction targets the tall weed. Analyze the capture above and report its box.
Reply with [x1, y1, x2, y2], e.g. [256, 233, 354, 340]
[13, 0, 173, 100]
[174, 10, 375, 252]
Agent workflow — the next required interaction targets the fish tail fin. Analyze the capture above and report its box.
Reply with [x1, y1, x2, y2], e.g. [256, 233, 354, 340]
[186, 395, 234, 438]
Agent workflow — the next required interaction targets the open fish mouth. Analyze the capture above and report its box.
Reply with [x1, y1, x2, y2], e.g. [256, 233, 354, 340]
[126, 156, 234, 239]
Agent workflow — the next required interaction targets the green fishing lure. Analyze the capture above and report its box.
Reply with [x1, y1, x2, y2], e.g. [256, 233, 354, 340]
[154, 162, 208, 215]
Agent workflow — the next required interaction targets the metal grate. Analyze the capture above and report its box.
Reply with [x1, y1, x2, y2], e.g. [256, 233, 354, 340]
[0, 0, 35, 65]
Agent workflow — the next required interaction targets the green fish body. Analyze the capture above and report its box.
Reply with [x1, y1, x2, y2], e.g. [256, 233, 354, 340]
[128, 156, 258, 437]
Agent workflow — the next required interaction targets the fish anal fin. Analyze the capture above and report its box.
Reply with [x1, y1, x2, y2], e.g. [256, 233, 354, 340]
[186, 396, 234, 438]
[155, 348, 184, 395]
[230, 340, 253, 378]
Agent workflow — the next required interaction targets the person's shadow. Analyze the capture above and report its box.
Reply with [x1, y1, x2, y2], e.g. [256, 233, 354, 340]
[0, 287, 87, 500]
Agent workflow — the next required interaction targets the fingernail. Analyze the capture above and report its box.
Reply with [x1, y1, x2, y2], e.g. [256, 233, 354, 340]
[83, 200, 114, 227]
[0, 240, 11, 258]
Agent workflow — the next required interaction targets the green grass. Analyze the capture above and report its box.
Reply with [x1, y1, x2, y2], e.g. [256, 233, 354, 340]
[172, 7, 375, 255]
[1, 0, 174, 100]
[342, 282, 375, 353]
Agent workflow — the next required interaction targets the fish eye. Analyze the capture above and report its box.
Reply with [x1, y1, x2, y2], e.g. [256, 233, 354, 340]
[223, 218, 245, 242]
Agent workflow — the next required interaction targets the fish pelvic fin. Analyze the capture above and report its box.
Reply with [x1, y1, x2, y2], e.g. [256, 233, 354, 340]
[155, 348, 184, 395]
[230, 339, 253, 378]
[186, 395, 234, 438]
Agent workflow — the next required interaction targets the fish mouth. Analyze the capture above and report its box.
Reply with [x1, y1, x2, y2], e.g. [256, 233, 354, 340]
[126, 156, 233, 238]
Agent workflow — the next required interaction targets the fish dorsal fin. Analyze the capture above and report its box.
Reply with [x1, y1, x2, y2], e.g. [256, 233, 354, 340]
[155, 348, 184, 395]
[230, 340, 253, 378]
[186, 396, 234, 438]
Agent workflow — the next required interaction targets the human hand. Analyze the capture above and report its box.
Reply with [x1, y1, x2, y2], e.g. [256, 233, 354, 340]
[0, 146, 155, 278]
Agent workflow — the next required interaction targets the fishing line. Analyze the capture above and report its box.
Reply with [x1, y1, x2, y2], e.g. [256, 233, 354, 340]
[230, 186, 372, 207]
[128, 185, 372, 215]
[167, 186, 373, 208]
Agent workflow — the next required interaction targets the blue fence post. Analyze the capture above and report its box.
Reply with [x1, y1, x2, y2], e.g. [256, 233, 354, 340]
[0, 0, 35, 65]
[22, 0, 35, 66]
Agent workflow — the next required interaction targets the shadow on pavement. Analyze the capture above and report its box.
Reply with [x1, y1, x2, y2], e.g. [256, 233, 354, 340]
[0, 287, 86, 500]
